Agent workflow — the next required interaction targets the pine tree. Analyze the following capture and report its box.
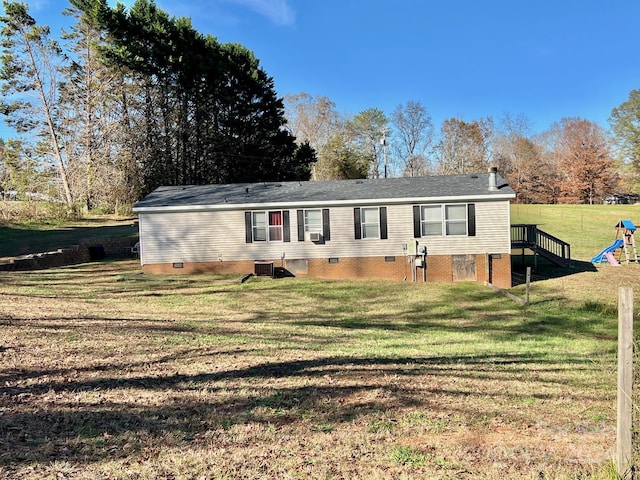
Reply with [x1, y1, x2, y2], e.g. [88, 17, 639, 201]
[90, 0, 314, 193]
[59, 0, 139, 212]
[0, 1, 73, 206]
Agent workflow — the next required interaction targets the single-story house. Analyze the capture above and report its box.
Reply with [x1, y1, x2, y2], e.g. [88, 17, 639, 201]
[132, 168, 516, 288]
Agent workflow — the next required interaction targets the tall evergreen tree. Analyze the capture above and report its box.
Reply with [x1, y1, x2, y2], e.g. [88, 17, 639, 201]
[60, 0, 138, 212]
[91, 0, 314, 193]
[0, 1, 73, 206]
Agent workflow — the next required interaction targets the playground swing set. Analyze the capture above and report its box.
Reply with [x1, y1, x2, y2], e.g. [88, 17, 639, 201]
[591, 220, 639, 266]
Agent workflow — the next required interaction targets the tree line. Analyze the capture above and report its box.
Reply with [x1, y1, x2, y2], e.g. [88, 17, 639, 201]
[1, 0, 639, 213]
[287, 93, 640, 205]
[0, 0, 314, 213]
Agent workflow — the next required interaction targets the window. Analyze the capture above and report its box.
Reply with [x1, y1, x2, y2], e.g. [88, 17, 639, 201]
[421, 205, 442, 236]
[268, 211, 283, 241]
[361, 207, 380, 239]
[414, 204, 475, 237]
[445, 204, 467, 235]
[304, 209, 322, 235]
[252, 211, 267, 241]
[246, 210, 289, 242]
[297, 209, 331, 242]
[354, 207, 388, 240]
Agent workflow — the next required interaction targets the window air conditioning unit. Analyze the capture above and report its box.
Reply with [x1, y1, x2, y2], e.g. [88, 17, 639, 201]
[309, 232, 322, 242]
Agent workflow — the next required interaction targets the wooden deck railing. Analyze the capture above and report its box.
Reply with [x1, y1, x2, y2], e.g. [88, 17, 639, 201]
[511, 224, 571, 268]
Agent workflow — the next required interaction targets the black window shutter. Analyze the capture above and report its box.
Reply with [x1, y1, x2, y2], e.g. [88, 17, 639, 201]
[413, 205, 421, 238]
[322, 208, 331, 241]
[283, 210, 290, 242]
[297, 210, 304, 241]
[467, 203, 476, 237]
[245, 212, 253, 243]
[354, 208, 361, 240]
[380, 207, 388, 240]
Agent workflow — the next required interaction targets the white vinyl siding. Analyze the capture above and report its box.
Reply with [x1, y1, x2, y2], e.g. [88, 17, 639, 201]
[417, 202, 510, 255]
[137, 201, 511, 265]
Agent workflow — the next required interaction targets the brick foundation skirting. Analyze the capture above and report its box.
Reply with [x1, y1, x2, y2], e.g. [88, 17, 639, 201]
[141, 253, 512, 288]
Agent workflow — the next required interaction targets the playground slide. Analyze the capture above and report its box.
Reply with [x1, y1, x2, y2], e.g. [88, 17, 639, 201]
[603, 252, 620, 266]
[591, 239, 624, 264]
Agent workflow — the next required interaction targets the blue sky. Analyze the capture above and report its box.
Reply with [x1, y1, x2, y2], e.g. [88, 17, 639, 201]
[5, 0, 640, 137]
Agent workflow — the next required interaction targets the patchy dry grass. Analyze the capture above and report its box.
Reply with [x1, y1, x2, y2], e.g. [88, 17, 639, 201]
[0, 260, 629, 479]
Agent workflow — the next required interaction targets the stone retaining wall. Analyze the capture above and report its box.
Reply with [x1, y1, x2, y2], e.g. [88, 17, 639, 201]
[0, 237, 138, 271]
[80, 237, 139, 258]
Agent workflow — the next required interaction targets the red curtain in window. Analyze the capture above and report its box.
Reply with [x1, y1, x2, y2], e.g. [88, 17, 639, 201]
[269, 211, 283, 241]
[269, 211, 282, 226]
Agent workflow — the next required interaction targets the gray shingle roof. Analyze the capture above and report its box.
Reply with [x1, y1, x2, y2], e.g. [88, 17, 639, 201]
[133, 173, 515, 211]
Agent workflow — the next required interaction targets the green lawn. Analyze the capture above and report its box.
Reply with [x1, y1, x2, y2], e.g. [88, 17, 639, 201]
[0, 260, 626, 479]
[0, 216, 138, 258]
[511, 203, 640, 261]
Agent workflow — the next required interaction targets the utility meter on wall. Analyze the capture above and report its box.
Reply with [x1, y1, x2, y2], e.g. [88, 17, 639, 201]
[405, 239, 418, 256]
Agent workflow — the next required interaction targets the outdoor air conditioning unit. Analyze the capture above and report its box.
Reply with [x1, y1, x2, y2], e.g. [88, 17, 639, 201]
[254, 261, 274, 277]
[309, 232, 322, 242]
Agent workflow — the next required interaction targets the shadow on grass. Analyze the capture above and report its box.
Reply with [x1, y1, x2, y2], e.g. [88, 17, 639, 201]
[0, 220, 138, 258]
[2, 265, 617, 344]
[511, 255, 597, 285]
[0, 350, 610, 468]
[249, 281, 617, 343]
[0, 262, 618, 470]
[0, 351, 599, 397]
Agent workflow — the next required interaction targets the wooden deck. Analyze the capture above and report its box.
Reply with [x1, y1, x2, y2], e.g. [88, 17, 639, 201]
[511, 224, 571, 268]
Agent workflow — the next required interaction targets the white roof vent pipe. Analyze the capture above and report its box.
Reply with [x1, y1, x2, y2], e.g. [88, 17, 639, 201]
[488, 166, 499, 191]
